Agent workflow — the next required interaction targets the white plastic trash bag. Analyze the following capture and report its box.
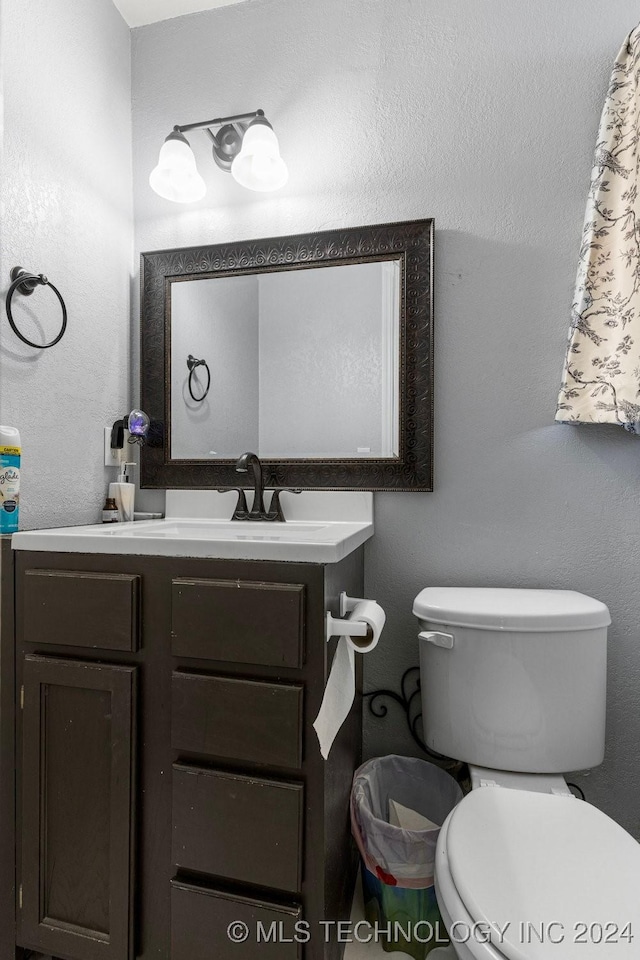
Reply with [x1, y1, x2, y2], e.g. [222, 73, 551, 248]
[351, 755, 463, 888]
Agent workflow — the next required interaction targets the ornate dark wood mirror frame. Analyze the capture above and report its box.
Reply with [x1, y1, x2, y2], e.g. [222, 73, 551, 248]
[140, 218, 433, 491]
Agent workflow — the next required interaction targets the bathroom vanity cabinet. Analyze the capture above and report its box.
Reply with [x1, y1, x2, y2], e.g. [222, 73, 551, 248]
[0, 540, 364, 960]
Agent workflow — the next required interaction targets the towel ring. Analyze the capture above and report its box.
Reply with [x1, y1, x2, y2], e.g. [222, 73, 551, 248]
[5, 267, 68, 349]
[187, 354, 211, 402]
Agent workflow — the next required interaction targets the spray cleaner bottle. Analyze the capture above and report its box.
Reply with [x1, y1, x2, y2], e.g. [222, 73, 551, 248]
[0, 426, 21, 534]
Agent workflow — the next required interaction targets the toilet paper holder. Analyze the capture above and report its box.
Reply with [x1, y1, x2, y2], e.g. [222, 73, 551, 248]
[326, 592, 372, 641]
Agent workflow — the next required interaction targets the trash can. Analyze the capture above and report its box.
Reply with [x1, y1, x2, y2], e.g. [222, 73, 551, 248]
[351, 755, 463, 960]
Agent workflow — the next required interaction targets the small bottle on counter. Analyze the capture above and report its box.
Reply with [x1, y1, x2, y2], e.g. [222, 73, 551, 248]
[102, 496, 120, 523]
[110, 462, 136, 522]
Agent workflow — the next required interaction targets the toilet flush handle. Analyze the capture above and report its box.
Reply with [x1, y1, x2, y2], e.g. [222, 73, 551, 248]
[418, 630, 454, 649]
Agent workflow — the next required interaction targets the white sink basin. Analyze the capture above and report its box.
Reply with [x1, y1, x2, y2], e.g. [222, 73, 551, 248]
[101, 519, 326, 539]
[12, 516, 373, 563]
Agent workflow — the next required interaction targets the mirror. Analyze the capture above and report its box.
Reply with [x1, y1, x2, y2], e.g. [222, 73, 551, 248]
[141, 219, 433, 491]
[170, 259, 400, 460]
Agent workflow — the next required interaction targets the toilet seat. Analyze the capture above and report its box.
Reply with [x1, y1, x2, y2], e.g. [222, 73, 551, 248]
[436, 788, 640, 959]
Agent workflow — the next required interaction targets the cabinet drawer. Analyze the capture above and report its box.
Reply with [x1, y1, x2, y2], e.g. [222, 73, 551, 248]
[171, 578, 305, 668]
[171, 672, 303, 769]
[172, 764, 303, 893]
[23, 569, 140, 652]
[171, 880, 301, 960]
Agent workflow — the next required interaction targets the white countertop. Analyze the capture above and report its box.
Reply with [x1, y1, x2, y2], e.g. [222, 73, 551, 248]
[12, 516, 374, 564]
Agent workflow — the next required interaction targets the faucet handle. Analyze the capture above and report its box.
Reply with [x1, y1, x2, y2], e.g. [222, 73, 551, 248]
[219, 487, 249, 521]
[265, 488, 302, 522]
[266, 490, 285, 522]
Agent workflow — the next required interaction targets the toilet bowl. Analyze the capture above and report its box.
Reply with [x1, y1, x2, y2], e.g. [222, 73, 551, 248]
[413, 587, 640, 958]
[433, 786, 640, 959]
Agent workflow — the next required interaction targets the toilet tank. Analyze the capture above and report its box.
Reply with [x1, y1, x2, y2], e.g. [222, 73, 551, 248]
[414, 588, 610, 774]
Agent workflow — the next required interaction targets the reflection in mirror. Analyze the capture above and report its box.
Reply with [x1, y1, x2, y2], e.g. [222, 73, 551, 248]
[170, 259, 400, 460]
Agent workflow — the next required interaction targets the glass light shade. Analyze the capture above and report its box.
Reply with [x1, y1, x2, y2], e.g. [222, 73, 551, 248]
[231, 123, 289, 192]
[128, 409, 150, 439]
[149, 137, 206, 203]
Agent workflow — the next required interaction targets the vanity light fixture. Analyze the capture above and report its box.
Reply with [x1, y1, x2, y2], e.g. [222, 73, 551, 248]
[149, 109, 288, 203]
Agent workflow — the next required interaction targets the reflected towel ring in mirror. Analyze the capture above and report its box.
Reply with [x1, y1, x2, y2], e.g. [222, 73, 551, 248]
[187, 354, 211, 402]
[5, 266, 68, 349]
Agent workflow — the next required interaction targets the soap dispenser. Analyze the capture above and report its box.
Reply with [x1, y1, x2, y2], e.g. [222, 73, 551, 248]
[110, 462, 136, 522]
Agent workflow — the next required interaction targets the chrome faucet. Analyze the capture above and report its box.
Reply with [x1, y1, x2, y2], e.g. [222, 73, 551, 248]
[231, 452, 301, 521]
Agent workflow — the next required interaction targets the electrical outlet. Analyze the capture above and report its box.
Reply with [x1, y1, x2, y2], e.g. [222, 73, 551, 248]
[104, 427, 124, 468]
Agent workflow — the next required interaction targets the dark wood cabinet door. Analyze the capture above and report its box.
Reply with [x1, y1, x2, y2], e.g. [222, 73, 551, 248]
[19, 655, 137, 960]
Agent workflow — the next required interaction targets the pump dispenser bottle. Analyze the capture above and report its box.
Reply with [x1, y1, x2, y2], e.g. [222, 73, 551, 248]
[109, 462, 136, 522]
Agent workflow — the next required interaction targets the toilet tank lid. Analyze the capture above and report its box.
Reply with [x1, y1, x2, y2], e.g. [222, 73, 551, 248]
[412, 587, 611, 632]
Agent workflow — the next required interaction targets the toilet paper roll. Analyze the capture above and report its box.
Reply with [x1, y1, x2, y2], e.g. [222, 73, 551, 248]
[313, 600, 386, 760]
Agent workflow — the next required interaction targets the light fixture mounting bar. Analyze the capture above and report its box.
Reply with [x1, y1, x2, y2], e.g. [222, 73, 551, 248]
[175, 109, 263, 135]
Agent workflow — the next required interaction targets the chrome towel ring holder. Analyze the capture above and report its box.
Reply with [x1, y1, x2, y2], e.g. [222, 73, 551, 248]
[187, 354, 211, 402]
[5, 266, 68, 349]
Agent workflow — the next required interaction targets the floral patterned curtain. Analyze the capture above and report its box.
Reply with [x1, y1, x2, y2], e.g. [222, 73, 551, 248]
[556, 25, 640, 433]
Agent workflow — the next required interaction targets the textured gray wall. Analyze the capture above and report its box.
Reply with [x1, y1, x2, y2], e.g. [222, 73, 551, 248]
[0, 0, 133, 528]
[132, 0, 640, 835]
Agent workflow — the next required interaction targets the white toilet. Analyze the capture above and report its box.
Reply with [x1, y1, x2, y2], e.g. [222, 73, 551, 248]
[414, 587, 640, 959]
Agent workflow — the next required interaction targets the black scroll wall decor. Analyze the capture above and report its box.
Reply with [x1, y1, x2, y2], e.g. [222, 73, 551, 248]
[5, 267, 68, 349]
[365, 667, 460, 771]
[187, 354, 211, 402]
[366, 670, 586, 793]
